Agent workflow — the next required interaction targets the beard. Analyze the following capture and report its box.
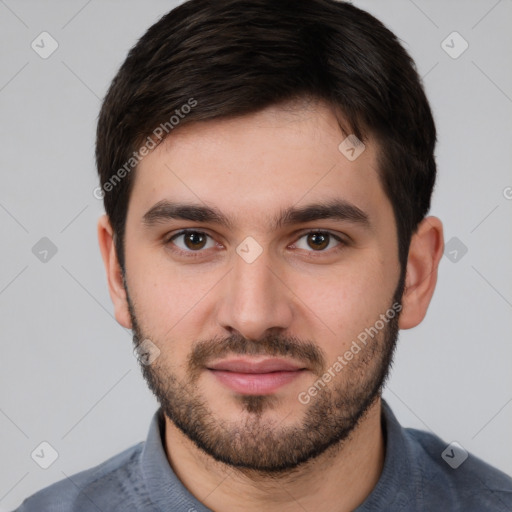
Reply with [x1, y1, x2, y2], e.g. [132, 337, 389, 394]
[126, 274, 404, 475]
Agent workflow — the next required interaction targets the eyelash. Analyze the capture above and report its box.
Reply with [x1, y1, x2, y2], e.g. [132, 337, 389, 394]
[165, 229, 347, 259]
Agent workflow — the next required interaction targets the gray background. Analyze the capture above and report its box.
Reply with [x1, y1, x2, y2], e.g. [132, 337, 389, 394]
[1, 0, 511, 509]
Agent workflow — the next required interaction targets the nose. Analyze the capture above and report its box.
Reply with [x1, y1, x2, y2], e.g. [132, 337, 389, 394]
[216, 246, 294, 341]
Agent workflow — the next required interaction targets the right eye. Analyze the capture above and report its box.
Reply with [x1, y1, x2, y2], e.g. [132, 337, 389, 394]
[167, 230, 217, 254]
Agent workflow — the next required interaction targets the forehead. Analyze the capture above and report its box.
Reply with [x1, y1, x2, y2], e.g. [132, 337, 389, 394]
[130, 101, 390, 231]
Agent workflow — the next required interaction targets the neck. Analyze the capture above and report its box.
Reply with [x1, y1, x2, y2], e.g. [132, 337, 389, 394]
[162, 398, 385, 512]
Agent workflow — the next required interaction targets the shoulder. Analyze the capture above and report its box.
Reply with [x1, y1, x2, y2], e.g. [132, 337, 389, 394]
[405, 426, 512, 511]
[14, 442, 145, 512]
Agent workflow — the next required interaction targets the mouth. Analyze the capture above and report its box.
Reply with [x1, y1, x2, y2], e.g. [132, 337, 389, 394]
[206, 357, 307, 395]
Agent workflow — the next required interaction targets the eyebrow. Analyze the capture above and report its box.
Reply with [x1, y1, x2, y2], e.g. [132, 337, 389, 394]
[142, 198, 370, 230]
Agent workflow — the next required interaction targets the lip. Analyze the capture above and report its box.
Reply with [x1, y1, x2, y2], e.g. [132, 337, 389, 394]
[207, 357, 306, 395]
[207, 357, 305, 373]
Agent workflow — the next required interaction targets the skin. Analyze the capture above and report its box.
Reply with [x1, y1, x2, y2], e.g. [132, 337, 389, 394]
[98, 99, 444, 512]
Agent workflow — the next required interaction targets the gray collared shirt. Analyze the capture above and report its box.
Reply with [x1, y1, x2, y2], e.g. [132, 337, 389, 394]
[14, 400, 512, 511]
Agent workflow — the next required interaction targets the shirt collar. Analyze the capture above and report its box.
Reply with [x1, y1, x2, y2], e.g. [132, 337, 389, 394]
[140, 408, 212, 511]
[140, 400, 421, 512]
[356, 399, 422, 511]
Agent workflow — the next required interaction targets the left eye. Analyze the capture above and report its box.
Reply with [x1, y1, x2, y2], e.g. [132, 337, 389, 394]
[293, 231, 342, 251]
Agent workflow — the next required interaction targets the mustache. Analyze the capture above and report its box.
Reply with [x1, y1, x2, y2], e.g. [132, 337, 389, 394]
[188, 332, 326, 378]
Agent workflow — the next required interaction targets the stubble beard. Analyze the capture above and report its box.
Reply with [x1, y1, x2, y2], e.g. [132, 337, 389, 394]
[127, 277, 404, 475]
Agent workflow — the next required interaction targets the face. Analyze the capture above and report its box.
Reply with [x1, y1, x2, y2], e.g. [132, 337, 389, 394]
[122, 100, 404, 472]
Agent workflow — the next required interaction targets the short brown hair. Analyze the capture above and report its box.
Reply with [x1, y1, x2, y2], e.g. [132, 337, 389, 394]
[96, 0, 437, 272]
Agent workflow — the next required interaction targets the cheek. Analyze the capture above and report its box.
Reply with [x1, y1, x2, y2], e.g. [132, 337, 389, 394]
[131, 273, 191, 325]
[288, 256, 395, 355]
[127, 256, 219, 347]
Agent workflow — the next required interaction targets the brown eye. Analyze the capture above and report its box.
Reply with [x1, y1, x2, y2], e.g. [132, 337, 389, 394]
[293, 231, 343, 252]
[306, 232, 329, 250]
[169, 230, 215, 252]
[184, 231, 207, 250]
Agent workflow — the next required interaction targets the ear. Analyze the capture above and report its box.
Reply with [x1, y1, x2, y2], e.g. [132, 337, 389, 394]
[97, 215, 132, 329]
[398, 216, 444, 330]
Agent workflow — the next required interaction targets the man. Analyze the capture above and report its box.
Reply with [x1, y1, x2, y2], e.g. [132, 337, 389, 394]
[15, 0, 512, 510]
